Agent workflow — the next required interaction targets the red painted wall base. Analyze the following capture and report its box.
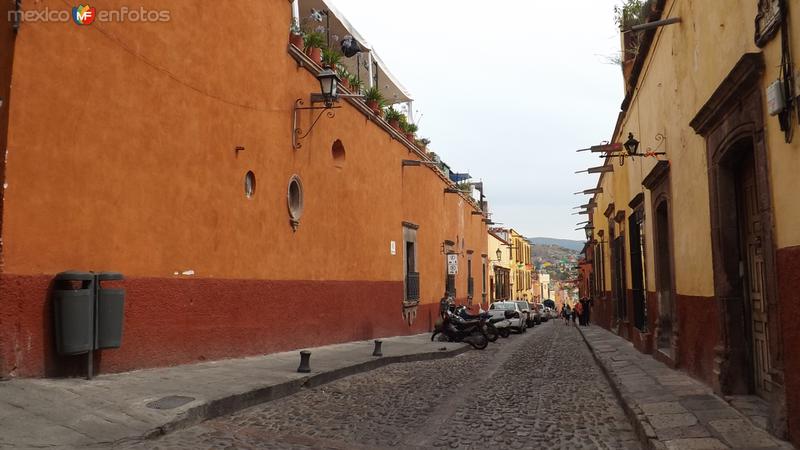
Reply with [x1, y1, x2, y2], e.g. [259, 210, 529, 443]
[777, 245, 800, 447]
[0, 274, 437, 378]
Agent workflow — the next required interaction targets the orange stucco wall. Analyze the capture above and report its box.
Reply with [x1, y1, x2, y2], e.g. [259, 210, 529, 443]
[0, 0, 487, 377]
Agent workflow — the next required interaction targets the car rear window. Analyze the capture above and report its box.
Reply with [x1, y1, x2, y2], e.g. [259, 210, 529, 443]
[490, 303, 513, 310]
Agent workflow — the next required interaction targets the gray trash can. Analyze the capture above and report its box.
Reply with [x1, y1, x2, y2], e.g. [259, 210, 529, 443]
[53, 271, 95, 355]
[96, 272, 125, 349]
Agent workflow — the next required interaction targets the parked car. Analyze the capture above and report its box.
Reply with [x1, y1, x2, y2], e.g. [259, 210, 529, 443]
[530, 303, 543, 325]
[515, 301, 534, 328]
[540, 306, 552, 322]
[489, 301, 526, 333]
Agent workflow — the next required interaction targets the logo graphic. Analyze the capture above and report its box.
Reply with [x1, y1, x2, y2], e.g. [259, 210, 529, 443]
[72, 4, 96, 25]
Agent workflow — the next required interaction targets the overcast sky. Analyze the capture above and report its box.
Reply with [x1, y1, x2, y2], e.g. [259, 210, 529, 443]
[332, 0, 624, 240]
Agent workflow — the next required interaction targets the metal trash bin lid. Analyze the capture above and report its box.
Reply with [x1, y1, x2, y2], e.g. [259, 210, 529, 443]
[54, 271, 94, 281]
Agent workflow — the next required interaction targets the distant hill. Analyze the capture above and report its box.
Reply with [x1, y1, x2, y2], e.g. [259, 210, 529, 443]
[528, 237, 584, 252]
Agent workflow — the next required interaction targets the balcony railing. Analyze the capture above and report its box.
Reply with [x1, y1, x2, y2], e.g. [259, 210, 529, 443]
[406, 272, 420, 301]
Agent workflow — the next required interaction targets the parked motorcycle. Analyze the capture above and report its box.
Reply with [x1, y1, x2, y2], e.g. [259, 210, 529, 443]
[431, 298, 489, 349]
[454, 306, 501, 342]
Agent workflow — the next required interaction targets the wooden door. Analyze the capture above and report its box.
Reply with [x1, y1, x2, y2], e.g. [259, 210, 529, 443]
[739, 158, 771, 397]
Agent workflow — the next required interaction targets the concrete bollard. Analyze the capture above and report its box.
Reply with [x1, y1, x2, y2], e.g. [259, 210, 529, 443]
[297, 350, 311, 373]
[372, 340, 383, 357]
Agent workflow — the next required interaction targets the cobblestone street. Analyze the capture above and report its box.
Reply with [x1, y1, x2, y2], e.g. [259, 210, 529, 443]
[119, 322, 640, 450]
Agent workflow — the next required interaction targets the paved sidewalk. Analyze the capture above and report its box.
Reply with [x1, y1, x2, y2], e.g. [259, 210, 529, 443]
[578, 325, 794, 450]
[0, 334, 468, 449]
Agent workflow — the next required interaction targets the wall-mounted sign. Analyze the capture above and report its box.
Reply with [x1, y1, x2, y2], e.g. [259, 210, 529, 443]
[390, 240, 396, 255]
[447, 254, 458, 275]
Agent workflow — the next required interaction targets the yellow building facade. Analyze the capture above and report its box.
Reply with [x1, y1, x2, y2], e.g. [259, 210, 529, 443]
[488, 230, 511, 301]
[584, 0, 800, 444]
[509, 229, 533, 300]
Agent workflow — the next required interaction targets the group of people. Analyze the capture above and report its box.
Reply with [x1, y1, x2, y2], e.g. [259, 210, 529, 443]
[561, 297, 592, 326]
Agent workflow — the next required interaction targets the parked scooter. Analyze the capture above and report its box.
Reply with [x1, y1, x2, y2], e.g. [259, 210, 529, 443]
[431, 298, 489, 349]
[454, 305, 502, 342]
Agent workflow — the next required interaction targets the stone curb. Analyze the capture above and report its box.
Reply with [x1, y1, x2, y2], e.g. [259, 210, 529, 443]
[129, 344, 472, 445]
[576, 326, 665, 450]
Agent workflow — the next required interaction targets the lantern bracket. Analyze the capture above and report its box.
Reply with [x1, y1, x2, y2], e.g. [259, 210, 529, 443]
[292, 98, 341, 150]
[596, 132, 668, 166]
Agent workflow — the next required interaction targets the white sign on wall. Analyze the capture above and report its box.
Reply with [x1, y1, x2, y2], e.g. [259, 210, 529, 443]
[447, 254, 458, 275]
[390, 241, 396, 255]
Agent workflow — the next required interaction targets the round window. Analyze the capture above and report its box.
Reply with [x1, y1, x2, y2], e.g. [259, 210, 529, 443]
[287, 175, 304, 231]
[244, 171, 256, 198]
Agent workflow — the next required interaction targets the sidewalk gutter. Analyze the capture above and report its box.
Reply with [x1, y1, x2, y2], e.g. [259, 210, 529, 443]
[577, 325, 793, 450]
[0, 334, 469, 448]
[576, 326, 664, 450]
[148, 342, 470, 440]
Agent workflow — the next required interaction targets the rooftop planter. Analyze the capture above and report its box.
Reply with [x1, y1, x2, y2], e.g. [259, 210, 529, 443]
[303, 32, 325, 65]
[384, 107, 404, 132]
[363, 86, 384, 116]
[321, 47, 342, 69]
[289, 19, 304, 49]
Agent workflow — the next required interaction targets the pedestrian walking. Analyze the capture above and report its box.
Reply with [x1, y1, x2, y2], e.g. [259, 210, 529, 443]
[586, 297, 593, 326]
[562, 305, 571, 325]
[581, 297, 591, 326]
[573, 301, 583, 327]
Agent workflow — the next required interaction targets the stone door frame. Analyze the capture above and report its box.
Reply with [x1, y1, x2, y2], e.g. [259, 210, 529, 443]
[691, 52, 785, 436]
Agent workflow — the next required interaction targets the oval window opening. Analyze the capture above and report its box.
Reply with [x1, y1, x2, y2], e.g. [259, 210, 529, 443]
[288, 176, 304, 231]
[244, 171, 256, 198]
[332, 139, 346, 168]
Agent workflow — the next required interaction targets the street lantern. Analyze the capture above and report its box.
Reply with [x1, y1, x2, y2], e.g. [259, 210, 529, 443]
[496, 248, 502, 261]
[624, 132, 640, 156]
[317, 68, 340, 107]
[584, 226, 594, 240]
[292, 68, 345, 149]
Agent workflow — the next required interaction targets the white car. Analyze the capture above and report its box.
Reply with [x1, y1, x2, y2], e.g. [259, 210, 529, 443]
[489, 301, 527, 333]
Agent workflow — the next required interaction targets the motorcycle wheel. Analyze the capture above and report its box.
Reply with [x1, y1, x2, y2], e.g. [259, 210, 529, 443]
[484, 324, 499, 342]
[468, 334, 488, 350]
[431, 331, 439, 341]
[499, 327, 511, 338]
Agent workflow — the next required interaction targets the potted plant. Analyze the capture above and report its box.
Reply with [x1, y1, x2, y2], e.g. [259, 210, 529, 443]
[384, 107, 403, 131]
[303, 32, 325, 65]
[289, 19, 304, 49]
[417, 137, 431, 152]
[321, 47, 342, 69]
[363, 86, 384, 114]
[348, 74, 364, 94]
[337, 65, 350, 90]
[404, 123, 418, 142]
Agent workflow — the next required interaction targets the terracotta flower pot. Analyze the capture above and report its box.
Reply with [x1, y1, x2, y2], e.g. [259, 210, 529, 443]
[367, 100, 380, 114]
[342, 79, 351, 91]
[289, 33, 304, 49]
[305, 47, 322, 65]
[389, 119, 400, 131]
[405, 132, 415, 141]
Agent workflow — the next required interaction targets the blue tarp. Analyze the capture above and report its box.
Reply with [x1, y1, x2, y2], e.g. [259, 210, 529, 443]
[448, 172, 471, 183]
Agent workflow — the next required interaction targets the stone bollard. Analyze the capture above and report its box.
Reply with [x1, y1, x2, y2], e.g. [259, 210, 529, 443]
[372, 340, 383, 357]
[297, 350, 311, 373]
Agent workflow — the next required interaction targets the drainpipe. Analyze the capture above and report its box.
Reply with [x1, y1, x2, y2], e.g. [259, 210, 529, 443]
[291, 0, 300, 26]
[367, 52, 374, 88]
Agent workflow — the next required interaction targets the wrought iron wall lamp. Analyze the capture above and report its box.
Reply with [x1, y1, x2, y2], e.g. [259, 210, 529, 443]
[292, 68, 364, 149]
